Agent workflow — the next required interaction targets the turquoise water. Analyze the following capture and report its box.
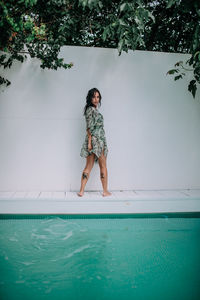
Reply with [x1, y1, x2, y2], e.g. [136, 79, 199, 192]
[0, 215, 200, 300]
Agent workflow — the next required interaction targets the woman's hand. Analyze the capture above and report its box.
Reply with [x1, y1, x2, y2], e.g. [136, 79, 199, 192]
[88, 142, 93, 152]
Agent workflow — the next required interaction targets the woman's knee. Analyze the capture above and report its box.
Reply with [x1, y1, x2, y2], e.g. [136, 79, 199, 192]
[98, 149, 106, 162]
[83, 158, 94, 176]
[98, 156, 106, 169]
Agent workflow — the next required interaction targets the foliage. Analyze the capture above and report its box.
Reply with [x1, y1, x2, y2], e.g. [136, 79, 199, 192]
[165, 0, 200, 98]
[0, 0, 199, 98]
[0, 0, 74, 87]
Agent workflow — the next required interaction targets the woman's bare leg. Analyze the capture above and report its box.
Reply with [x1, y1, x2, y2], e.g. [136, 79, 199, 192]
[77, 153, 95, 196]
[98, 150, 112, 197]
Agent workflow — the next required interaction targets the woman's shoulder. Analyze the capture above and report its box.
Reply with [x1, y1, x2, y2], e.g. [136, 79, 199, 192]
[86, 106, 95, 114]
[88, 106, 95, 110]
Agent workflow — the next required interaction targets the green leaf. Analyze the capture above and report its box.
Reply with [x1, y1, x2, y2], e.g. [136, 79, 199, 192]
[102, 27, 109, 41]
[120, 3, 128, 12]
[118, 39, 124, 54]
[194, 51, 200, 61]
[188, 80, 197, 98]
[174, 61, 183, 67]
[119, 19, 126, 26]
[174, 75, 182, 80]
[148, 11, 155, 23]
[166, 0, 177, 9]
[166, 69, 179, 75]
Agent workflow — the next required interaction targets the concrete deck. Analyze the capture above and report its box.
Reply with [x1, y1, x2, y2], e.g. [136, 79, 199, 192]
[0, 189, 200, 215]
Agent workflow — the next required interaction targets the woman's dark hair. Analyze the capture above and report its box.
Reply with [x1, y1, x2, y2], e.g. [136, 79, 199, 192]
[83, 88, 102, 115]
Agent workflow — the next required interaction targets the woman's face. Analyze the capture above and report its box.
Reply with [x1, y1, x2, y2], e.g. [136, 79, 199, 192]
[91, 92, 100, 108]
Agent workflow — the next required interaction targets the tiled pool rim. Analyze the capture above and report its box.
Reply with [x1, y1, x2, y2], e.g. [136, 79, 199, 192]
[1, 212, 200, 219]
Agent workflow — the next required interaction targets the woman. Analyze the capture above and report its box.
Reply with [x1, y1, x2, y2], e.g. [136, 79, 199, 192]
[78, 88, 111, 197]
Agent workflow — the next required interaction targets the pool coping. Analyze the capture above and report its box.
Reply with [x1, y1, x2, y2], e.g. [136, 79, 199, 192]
[0, 189, 200, 215]
[1, 212, 200, 219]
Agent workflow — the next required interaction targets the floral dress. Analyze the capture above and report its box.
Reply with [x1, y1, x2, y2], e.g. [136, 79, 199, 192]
[80, 106, 108, 163]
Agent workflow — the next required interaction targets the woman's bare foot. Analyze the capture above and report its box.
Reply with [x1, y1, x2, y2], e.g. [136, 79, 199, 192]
[77, 191, 84, 197]
[102, 191, 112, 197]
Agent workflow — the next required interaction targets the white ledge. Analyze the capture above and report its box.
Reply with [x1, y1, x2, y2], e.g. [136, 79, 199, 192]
[0, 189, 200, 215]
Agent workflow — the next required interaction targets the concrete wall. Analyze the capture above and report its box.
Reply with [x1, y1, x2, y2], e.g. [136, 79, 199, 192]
[0, 46, 200, 191]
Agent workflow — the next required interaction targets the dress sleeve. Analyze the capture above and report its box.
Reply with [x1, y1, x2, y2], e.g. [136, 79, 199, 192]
[85, 107, 95, 132]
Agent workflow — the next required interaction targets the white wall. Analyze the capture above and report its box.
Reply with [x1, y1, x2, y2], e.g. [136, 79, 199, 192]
[0, 46, 200, 191]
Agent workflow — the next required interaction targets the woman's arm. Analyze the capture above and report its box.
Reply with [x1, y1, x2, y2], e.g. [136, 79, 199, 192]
[87, 128, 92, 142]
[87, 129, 92, 151]
[86, 107, 95, 151]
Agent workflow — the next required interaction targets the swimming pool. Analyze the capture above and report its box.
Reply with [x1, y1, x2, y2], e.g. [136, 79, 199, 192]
[0, 213, 200, 300]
